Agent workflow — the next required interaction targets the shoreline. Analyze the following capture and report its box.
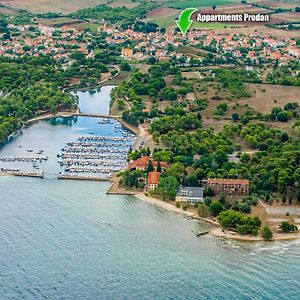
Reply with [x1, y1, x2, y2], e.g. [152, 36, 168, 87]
[25, 109, 79, 125]
[210, 228, 300, 242]
[134, 193, 219, 226]
[133, 193, 300, 243]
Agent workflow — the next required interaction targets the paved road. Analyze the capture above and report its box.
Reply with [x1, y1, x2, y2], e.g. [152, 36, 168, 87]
[132, 125, 146, 150]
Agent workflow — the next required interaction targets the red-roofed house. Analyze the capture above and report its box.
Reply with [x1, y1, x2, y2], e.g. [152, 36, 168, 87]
[145, 171, 161, 190]
[128, 156, 168, 171]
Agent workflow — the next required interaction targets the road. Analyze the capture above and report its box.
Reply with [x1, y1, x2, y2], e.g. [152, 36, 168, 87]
[132, 125, 146, 151]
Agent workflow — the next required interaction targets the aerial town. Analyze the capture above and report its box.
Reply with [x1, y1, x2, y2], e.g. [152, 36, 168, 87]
[1, 0, 300, 298]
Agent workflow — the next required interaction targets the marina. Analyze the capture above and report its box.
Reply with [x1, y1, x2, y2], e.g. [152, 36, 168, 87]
[57, 129, 135, 180]
[0, 88, 136, 182]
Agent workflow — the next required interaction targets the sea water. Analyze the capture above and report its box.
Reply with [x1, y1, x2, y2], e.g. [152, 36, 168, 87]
[0, 88, 299, 299]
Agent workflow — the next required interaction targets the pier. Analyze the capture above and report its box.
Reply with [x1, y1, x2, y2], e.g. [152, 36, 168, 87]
[0, 171, 44, 178]
[58, 174, 112, 182]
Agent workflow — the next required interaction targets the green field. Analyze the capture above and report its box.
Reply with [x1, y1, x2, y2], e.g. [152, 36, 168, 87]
[192, 22, 233, 29]
[166, 0, 239, 9]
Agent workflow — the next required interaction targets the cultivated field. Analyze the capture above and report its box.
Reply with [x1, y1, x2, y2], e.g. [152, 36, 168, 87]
[37, 17, 83, 27]
[144, 7, 180, 29]
[107, 1, 138, 9]
[0, 6, 19, 15]
[271, 12, 300, 23]
[165, 0, 240, 9]
[216, 25, 300, 38]
[3, 0, 107, 14]
[200, 3, 272, 14]
[249, 0, 300, 10]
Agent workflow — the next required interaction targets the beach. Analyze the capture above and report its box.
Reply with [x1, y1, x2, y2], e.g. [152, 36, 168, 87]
[134, 193, 300, 242]
[135, 193, 219, 226]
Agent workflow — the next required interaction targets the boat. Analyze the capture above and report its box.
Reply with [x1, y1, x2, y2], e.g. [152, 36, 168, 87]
[196, 230, 210, 237]
[27, 149, 33, 152]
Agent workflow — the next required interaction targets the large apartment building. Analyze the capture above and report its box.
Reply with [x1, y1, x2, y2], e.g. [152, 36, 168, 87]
[206, 178, 250, 196]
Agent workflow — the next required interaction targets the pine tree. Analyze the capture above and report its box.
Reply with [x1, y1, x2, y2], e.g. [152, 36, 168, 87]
[147, 160, 154, 173]
[157, 161, 162, 172]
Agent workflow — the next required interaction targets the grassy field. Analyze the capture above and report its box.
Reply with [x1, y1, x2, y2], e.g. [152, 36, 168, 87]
[144, 7, 180, 29]
[215, 25, 300, 38]
[0, 6, 20, 15]
[37, 17, 83, 26]
[192, 22, 233, 30]
[203, 82, 300, 136]
[165, 0, 240, 9]
[241, 84, 300, 114]
[248, 0, 300, 10]
[4, 0, 108, 14]
[107, 1, 138, 9]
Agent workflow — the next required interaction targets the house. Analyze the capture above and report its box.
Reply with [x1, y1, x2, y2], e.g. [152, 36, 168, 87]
[145, 171, 161, 190]
[175, 186, 204, 205]
[127, 156, 168, 171]
[206, 178, 249, 196]
[121, 47, 133, 58]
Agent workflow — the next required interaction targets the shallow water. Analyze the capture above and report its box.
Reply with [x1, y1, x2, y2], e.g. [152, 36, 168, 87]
[0, 89, 300, 299]
[75, 86, 115, 115]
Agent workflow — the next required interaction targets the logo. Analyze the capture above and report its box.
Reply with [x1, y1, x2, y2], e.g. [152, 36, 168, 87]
[175, 8, 197, 35]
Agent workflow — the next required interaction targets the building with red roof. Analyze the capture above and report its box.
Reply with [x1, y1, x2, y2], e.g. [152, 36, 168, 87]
[145, 171, 161, 191]
[128, 156, 168, 171]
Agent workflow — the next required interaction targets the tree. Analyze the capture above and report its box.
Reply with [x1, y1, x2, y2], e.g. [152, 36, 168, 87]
[157, 176, 179, 200]
[218, 210, 261, 235]
[282, 194, 287, 204]
[157, 161, 162, 172]
[147, 160, 154, 173]
[148, 57, 157, 65]
[209, 201, 223, 216]
[198, 204, 210, 218]
[261, 227, 273, 241]
[280, 222, 297, 233]
[120, 61, 131, 71]
[204, 197, 212, 207]
[240, 203, 251, 214]
[219, 193, 226, 206]
[232, 113, 240, 122]
[277, 111, 289, 122]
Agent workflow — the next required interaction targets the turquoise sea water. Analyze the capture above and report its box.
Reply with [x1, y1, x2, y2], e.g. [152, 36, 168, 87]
[1, 177, 300, 299]
[0, 89, 300, 299]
